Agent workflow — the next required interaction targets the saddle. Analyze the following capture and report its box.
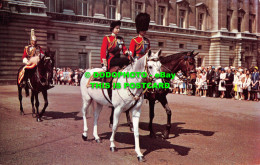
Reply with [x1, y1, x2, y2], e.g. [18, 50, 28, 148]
[86, 66, 124, 87]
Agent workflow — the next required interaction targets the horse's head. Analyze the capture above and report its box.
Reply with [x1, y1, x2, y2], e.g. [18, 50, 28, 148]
[38, 50, 55, 83]
[160, 51, 198, 81]
[181, 51, 198, 80]
[144, 49, 163, 84]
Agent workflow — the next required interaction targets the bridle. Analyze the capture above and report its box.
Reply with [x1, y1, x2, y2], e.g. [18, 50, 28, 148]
[161, 56, 196, 81]
[126, 55, 161, 101]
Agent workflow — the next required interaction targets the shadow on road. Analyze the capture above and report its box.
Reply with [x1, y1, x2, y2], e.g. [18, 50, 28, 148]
[42, 111, 82, 120]
[99, 131, 191, 157]
[139, 122, 215, 139]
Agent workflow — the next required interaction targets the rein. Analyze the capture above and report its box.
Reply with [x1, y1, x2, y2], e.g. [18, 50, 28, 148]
[124, 56, 160, 111]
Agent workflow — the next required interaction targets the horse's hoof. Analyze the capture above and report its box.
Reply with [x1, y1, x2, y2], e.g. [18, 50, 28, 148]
[162, 130, 170, 139]
[137, 156, 146, 162]
[82, 135, 88, 141]
[110, 147, 117, 152]
[109, 123, 113, 128]
[149, 132, 156, 138]
[36, 118, 42, 122]
[20, 111, 25, 116]
[95, 139, 102, 143]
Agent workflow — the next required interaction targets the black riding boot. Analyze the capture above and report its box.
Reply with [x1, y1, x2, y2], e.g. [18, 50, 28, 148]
[21, 70, 29, 88]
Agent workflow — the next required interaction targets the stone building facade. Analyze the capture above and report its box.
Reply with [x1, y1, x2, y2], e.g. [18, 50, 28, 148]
[0, 0, 259, 83]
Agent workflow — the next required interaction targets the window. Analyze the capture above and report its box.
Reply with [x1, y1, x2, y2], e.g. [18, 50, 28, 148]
[47, 33, 55, 40]
[229, 46, 234, 50]
[226, 15, 231, 31]
[198, 45, 202, 50]
[158, 6, 165, 25]
[198, 13, 204, 30]
[45, 0, 56, 12]
[135, 2, 142, 18]
[158, 42, 164, 47]
[238, 17, 242, 32]
[197, 58, 202, 67]
[229, 58, 234, 66]
[179, 44, 184, 49]
[108, 0, 116, 19]
[179, 9, 185, 28]
[77, 0, 88, 16]
[80, 36, 87, 41]
[78, 53, 89, 69]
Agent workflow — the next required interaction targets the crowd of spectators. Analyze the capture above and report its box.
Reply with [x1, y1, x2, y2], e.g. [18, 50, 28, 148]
[52, 67, 86, 86]
[52, 65, 260, 101]
[171, 66, 260, 101]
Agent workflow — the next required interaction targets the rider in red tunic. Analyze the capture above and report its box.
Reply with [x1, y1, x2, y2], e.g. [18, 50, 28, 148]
[129, 13, 150, 60]
[18, 29, 44, 87]
[18, 29, 53, 89]
[100, 20, 130, 71]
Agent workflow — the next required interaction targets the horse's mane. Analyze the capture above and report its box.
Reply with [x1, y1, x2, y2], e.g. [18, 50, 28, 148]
[159, 51, 190, 64]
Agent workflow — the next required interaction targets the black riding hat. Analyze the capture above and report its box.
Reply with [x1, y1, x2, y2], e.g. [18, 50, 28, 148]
[110, 20, 121, 32]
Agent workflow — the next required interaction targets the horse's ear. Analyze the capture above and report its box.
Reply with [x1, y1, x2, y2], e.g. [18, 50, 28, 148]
[193, 52, 199, 57]
[157, 49, 162, 57]
[148, 49, 152, 57]
[191, 51, 199, 57]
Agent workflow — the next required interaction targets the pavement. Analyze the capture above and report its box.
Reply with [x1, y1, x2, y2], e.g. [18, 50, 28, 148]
[0, 85, 259, 165]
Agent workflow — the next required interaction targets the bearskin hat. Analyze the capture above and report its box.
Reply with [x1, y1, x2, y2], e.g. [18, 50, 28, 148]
[135, 13, 150, 33]
[110, 20, 121, 32]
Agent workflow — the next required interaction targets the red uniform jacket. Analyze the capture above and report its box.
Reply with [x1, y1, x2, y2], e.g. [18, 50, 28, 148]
[22, 45, 44, 59]
[100, 34, 127, 69]
[129, 36, 150, 59]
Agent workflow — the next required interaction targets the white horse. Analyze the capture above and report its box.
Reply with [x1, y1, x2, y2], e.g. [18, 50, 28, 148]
[80, 50, 162, 162]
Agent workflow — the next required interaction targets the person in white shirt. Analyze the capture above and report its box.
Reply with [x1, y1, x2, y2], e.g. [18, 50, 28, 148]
[243, 74, 251, 101]
[201, 71, 207, 97]
[219, 68, 227, 98]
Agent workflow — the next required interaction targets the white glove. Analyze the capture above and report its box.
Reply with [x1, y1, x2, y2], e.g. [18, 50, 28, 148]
[23, 58, 28, 64]
[102, 66, 107, 71]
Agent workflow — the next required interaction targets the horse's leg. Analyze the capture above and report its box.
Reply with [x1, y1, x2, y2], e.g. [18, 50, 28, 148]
[132, 108, 145, 162]
[149, 99, 156, 138]
[126, 110, 133, 132]
[109, 107, 114, 128]
[82, 98, 92, 141]
[110, 107, 121, 152]
[31, 91, 35, 117]
[34, 92, 41, 122]
[18, 86, 24, 115]
[159, 95, 172, 139]
[39, 90, 48, 119]
[93, 103, 103, 143]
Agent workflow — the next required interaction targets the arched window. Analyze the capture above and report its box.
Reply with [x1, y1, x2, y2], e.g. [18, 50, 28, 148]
[195, 2, 209, 31]
[176, 0, 191, 28]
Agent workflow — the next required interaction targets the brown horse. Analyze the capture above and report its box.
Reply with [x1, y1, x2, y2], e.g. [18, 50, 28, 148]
[146, 51, 197, 138]
[109, 50, 198, 138]
[17, 50, 55, 122]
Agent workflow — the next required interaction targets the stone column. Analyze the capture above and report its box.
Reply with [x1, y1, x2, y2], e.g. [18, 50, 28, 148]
[211, 0, 219, 31]
[242, 0, 250, 33]
[231, 0, 238, 32]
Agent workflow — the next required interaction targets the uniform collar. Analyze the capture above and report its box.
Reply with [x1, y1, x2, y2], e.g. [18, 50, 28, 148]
[111, 33, 116, 37]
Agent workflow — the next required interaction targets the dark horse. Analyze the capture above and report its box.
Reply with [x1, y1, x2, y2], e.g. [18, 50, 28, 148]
[110, 50, 197, 138]
[17, 51, 54, 122]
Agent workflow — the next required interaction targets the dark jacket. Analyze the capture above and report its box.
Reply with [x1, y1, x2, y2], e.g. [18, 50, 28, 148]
[226, 73, 234, 85]
[207, 69, 215, 83]
[213, 72, 220, 84]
